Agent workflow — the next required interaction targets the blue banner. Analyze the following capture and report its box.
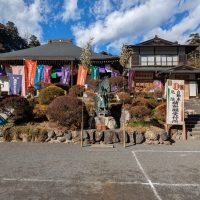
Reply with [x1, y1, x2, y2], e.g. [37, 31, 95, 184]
[34, 65, 44, 89]
[8, 73, 22, 95]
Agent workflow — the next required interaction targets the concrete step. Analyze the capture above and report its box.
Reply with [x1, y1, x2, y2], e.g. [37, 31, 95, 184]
[187, 130, 200, 135]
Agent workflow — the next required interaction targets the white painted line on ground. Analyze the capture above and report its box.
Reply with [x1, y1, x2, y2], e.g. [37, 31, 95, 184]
[134, 150, 200, 153]
[132, 151, 162, 200]
[152, 183, 200, 187]
[2, 178, 200, 188]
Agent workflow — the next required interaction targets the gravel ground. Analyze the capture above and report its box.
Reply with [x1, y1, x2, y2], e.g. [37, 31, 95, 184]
[0, 141, 200, 200]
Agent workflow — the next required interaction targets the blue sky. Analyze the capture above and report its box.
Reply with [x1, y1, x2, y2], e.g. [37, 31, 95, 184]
[0, 0, 200, 55]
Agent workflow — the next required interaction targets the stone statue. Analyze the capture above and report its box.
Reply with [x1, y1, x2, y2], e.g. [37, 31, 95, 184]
[94, 76, 110, 116]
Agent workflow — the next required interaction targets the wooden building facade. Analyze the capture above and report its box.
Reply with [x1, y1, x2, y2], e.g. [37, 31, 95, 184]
[127, 35, 200, 99]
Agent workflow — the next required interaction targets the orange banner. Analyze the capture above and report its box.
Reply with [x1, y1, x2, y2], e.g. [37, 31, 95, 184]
[24, 60, 37, 89]
[77, 66, 88, 86]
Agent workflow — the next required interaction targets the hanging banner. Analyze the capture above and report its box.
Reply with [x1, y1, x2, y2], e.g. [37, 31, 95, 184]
[43, 65, 52, 83]
[91, 66, 100, 80]
[77, 66, 88, 86]
[0, 65, 6, 76]
[128, 68, 135, 92]
[12, 65, 26, 96]
[24, 60, 37, 89]
[34, 65, 44, 90]
[166, 79, 184, 125]
[153, 80, 162, 89]
[60, 66, 71, 85]
[111, 69, 120, 92]
[8, 73, 22, 95]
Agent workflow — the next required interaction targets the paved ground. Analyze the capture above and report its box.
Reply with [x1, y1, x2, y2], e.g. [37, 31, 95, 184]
[0, 141, 200, 200]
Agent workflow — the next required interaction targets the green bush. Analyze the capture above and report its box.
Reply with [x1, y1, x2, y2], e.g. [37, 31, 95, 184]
[47, 96, 89, 130]
[38, 85, 65, 105]
[0, 96, 33, 124]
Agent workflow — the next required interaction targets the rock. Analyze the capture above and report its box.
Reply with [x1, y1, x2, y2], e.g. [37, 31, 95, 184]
[49, 139, 60, 143]
[71, 131, 80, 138]
[48, 130, 55, 139]
[145, 139, 153, 145]
[83, 130, 89, 140]
[105, 117, 117, 129]
[120, 109, 130, 126]
[135, 132, 145, 144]
[104, 130, 114, 144]
[45, 138, 51, 142]
[163, 140, 171, 145]
[95, 131, 104, 142]
[87, 129, 95, 144]
[159, 131, 169, 141]
[153, 140, 160, 145]
[119, 130, 129, 143]
[0, 130, 3, 137]
[55, 130, 64, 137]
[128, 132, 135, 144]
[64, 131, 72, 140]
[112, 131, 120, 143]
[83, 139, 91, 145]
[145, 130, 158, 141]
[57, 137, 66, 143]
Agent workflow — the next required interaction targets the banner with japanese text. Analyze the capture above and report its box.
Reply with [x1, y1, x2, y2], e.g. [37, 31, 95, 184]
[77, 66, 88, 86]
[24, 60, 37, 89]
[166, 79, 184, 125]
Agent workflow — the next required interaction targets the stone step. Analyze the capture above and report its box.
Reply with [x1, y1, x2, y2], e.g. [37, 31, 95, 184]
[186, 124, 200, 128]
[187, 130, 200, 135]
[188, 127, 200, 131]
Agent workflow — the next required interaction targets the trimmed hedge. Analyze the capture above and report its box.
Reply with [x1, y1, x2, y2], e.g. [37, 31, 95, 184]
[38, 85, 65, 105]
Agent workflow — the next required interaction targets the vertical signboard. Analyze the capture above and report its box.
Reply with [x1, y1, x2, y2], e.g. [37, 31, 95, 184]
[167, 79, 184, 125]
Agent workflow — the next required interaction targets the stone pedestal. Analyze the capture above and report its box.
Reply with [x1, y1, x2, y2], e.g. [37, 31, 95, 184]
[95, 116, 117, 129]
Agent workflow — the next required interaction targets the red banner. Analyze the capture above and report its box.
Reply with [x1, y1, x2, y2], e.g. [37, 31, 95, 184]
[77, 66, 88, 86]
[24, 60, 37, 89]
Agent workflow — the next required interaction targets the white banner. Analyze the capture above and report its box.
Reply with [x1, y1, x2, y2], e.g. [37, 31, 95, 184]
[166, 79, 184, 125]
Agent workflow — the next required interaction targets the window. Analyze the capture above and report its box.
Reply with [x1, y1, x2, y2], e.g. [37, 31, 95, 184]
[141, 55, 179, 66]
[148, 56, 154, 65]
[161, 56, 167, 66]
[172, 56, 178, 65]
[141, 56, 147, 66]
[167, 56, 173, 66]
[156, 56, 161, 65]
[141, 56, 154, 66]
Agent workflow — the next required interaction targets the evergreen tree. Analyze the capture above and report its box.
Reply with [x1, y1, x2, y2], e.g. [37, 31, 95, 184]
[29, 35, 40, 48]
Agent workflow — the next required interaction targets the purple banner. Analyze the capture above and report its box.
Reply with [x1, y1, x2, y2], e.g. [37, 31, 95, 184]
[60, 66, 71, 85]
[128, 68, 135, 92]
[111, 70, 120, 92]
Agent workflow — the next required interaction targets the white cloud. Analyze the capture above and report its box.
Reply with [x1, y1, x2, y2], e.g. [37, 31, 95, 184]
[72, 0, 200, 53]
[144, 2, 200, 44]
[90, 0, 113, 19]
[0, 0, 50, 41]
[72, 0, 178, 48]
[60, 0, 80, 22]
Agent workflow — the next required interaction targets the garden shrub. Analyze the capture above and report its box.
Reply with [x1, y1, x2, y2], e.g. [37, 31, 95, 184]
[116, 92, 131, 103]
[47, 96, 89, 130]
[153, 103, 166, 123]
[0, 96, 33, 124]
[86, 80, 100, 90]
[130, 105, 151, 120]
[33, 104, 48, 119]
[38, 85, 65, 105]
[68, 85, 84, 97]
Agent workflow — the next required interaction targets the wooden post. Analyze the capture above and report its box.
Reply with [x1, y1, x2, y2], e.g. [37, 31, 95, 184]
[81, 93, 84, 147]
[182, 122, 186, 141]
